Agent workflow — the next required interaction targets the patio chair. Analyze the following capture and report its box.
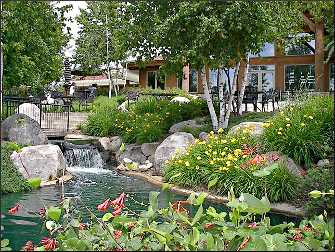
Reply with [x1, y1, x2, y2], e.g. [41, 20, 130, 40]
[264, 88, 279, 111]
[241, 86, 258, 112]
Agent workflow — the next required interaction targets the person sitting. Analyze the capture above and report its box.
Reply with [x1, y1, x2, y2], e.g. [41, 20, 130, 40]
[69, 82, 76, 96]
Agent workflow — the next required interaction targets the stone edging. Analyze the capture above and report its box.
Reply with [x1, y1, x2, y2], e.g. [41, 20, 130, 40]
[120, 170, 305, 218]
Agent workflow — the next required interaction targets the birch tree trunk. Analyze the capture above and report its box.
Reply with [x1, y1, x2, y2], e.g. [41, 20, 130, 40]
[223, 62, 240, 128]
[201, 67, 219, 132]
[238, 53, 250, 115]
[218, 69, 225, 129]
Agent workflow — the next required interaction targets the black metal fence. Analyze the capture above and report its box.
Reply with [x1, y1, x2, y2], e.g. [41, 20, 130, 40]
[2, 96, 70, 132]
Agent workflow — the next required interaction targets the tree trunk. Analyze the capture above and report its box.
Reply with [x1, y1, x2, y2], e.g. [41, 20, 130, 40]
[223, 62, 240, 128]
[238, 53, 250, 115]
[201, 67, 218, 132]
[218, 69, 225, 129]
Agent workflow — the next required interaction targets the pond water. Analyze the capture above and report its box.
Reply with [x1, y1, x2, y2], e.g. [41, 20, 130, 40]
[1, 144, 300, 251]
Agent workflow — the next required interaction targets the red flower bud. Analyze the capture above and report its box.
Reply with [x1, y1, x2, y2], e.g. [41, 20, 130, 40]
[113, 230, 122, 240]
[22, 241, 34, 251]
[8, 204, 20, 214]
[79, 223, 86, 230]
[97, 199, 112, 212]
[204, 223, 215, 230]
[40, 237, 57, 251]
[112, 206, 123, 216]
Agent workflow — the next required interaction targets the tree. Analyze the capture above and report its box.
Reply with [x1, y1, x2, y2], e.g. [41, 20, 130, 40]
[2, 1, 71, 94]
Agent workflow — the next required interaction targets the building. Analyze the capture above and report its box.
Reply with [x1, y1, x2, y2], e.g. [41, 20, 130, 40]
[127, 12, 334, 93]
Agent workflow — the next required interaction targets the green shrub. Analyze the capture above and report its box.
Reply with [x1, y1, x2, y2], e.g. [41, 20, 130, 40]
[262, 96, 334, 168]
[1, 142, 31, 193]
[82, 96, 209, 143]
[296, 167, 334, 217]
[164, 130, 299, 202]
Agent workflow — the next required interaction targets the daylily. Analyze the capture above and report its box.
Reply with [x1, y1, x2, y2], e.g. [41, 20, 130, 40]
[238, 236, 250, 251]
[97, 199, 112, 212]
[8, 204, 20, 214]
[113, 230, 122, 240]
[249, 155, 266, 165]
[127, 222, 135, 230]
[40, 237, 57, 251]
[111, 193, 126, 209]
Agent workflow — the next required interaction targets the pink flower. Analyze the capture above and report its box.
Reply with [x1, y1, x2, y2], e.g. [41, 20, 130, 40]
[249, 155, 266, 165]
[111, 193, 126, 209]
[113, 230, 122, 240]
[97, 199, 112, 212]
[40, 237, 57, 251]
[248, 222, 257, 228]
[112, 206, 123, 216]
[8, 204, 20, 214]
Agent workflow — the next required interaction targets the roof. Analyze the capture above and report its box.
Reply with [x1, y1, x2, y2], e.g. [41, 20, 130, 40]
[127, 56, 165, 70]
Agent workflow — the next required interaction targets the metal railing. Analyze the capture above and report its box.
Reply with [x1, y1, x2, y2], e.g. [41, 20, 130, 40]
[2, 96, 70, 132]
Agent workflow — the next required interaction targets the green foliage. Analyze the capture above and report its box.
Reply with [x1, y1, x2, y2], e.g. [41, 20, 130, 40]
[0, 142, 31, 194]
[164, 131, 299, 202]
[27, 177, 42, 189]
[296, 167, 334, 217]
[262, 96, 334, 168]
[1, 239, 11, 251]
[2, 1, 71, 94]
[25, 191, 335, 251]
[82, 96, 208, 143]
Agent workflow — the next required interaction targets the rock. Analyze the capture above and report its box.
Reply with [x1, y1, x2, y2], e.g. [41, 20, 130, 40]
[229, 122, 265, 137]
[264, 151, 304, 177]
[100, 150, 111, 163]
[199, 132, 209, 141]
[64, 134, 99, 141]
[169, 119, 203, 134]
[138, 162, 153, 172]
[141, 142, 160, 157]
[98, 136, 122, 152]
[154, 132, 195, 174]
[117, 144, 147, 164]
[1, 114, 48, 146]
[317, 159, 330, 168]
[123, 158, 133, 164]
[10, 144, 66, 181]
[148, 155, 155, 164]
[16, 103, 41, 122]
[116, 163, 126, 171]
[170, 96, 190, 104]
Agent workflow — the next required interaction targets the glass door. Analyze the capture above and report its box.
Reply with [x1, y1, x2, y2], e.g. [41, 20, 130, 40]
[248, 66, 275, 101]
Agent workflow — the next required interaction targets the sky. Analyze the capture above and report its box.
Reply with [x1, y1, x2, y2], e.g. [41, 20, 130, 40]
[54, 1, 87, 58]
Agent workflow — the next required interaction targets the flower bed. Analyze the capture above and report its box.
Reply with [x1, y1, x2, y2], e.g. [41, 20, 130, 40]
[164, 129, 299, 202]
[262, 96, 334, 168]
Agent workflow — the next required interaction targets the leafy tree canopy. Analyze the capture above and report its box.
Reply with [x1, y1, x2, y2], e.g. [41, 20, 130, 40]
[2, 1, 71, 94]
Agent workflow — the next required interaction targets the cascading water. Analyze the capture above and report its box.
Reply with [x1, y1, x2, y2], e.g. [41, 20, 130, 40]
[63, 143, 108, 173]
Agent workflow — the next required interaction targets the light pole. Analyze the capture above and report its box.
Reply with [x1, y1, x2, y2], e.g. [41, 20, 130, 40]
[106, 14, 117, 98]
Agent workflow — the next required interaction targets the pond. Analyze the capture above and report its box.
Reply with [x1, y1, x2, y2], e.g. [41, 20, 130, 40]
[1, 144, 300, 251]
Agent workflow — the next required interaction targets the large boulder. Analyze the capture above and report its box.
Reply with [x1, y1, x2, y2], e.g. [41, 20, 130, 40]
[141, 142, 160, 157]
[1, 114, 48, 146]
[229, 122, 265, 137]
[10, 144, 66, 181]
[16, 103, 41, 122]
[169, 119, 203, 134]
[155, 132, 195, 174]
[98, 136, 122, 153]
[117, 144, 146, 164]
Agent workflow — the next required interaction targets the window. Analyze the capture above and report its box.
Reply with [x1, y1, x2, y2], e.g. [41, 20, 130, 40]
[285, 65, 315, 90]
[147, 71, 165, 89]
[189, 69, 198, 92]
[177, 78, 183, 89]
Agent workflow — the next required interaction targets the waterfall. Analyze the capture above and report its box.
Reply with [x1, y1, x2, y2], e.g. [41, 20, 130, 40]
[63, 144, 108, 173]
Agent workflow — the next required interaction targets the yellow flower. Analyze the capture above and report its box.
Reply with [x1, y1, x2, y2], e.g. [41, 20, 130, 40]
[234, 149, 242, 156]
[285, 117, 290, 121]
[178, 160, 183, 164]
[185, 161, 190, 167]
[210, 160, 214, 165]
[231, 138, 237, 143]
[280, 111, 284, 115]
[197, 156, 202, 160]
[301, 123, 306, 127]
[279, 127, 283, 131]
[286, 124, 291, 127]
[213, 151, 217, 155]
[242, 137, 246, 140]
[210, 131, 214, 135]
[263, 123, 270, 128]
[278, 131, 282, 135]
[205, 151, 209, 155]
[224, 147, 228, 150]
[221, 151, 226, 156]
[226, 161, 232, 166]
[220, 167, 228, 171]
[221, 139, 227, 144]
[242, 155, 248, 158]
[308, 116, 313, 120]
[227, 154, 234, 160]
[218, 128, 224, 134]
